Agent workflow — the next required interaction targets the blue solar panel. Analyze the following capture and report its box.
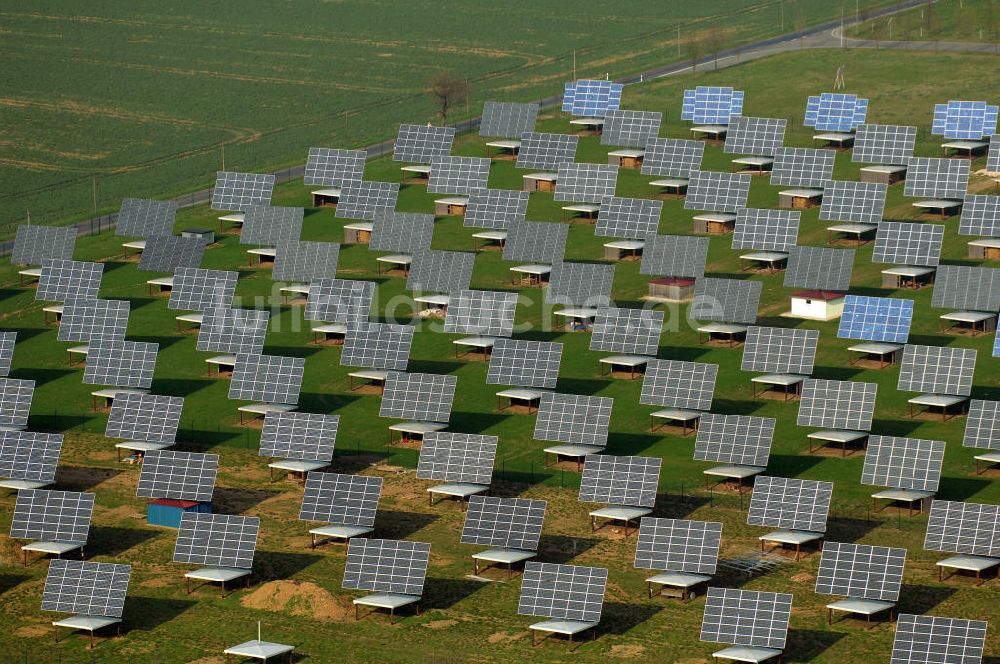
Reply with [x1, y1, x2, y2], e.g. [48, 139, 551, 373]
[837, 295, 913, 344]
[932, 100, 1000, 139]
[992, 333, 1000, 358]
[804, 93, 869, 132]
[681, 86, 745, 124]
[562, 80, 623, 117]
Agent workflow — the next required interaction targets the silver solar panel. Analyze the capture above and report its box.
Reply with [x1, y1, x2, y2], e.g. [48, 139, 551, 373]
[797, 379, 877, 431]
[11, 489, 94, 542]
[837, 295, 913, 343]
[393, 124, 455, 163]
[168, 268, 238, 312]
[41, 559, 131, 619]
[36, 259, 103, 302]
[515, 132, 579, 170]
[639, 234, 708, 278]
[461, 495, 546, 551]
[904, 157, 970, 200]
[299, 472, 382, 527]
[0, 431, 60, 483]
[747, 476, 833, 533]
[462, 188, 529, 229]
[304, 278, 375, 324]
[924, 500, 1000, 558]
[931, 264, 1000, 311]
[890, 614, 987, 664]
[819, 180, 888, 225]
[770, 147, 836, 188]
[639, 359, 718, 411]
[545, 261, 615, 308]
[554, 163, 618, 204]
[335, 181, 400, 221]
[416, 432, 497, 485]
[783, 246, 854, 292]
[197, 307, 269, 355]
[533, 392, 613, 447]
[694, 414, 775, 467]
[959, 194, 1000, 237]
[989, 134, 1000, 172]
[58, 298, 129, 343]
[634, 517, 722, 574]
[852, 124, 917, 164]
[600, 109, 662, 148]
[0, 331, 15, 377]
[0, 378, 34, 429]
[443, 289, 518, 338]
[239, 206, 304, 246]
[732, 208, 800, 252]
[518, 562, 608, 622]
[480, 101, 539, 138]
[640, 138, 705, 177]
[862, 435, 946, 492]
[137, 449, 219, 502]
[427, 156, 491, 195]
[211, 171, 274, 211]
[229, 353, 305, 405]
[691, 278, 761, 324]
[11, 225, 76, 265]
[272, 240, 340, 283]
[898, 344, 976, 396]
[369, 211, 434, 254]
[700, 588, 792, 650]
[815, 541, 906, 602]
[872, 222, 944, 266]
[174, 513, 259, 569]
[407, 249, 475, 294]
[379, 371, 457, 423]
[116, 198, 176, 238]
[595, 197, 662, 239]
[578, 454, 661, 508]
[486, 338, 562, 389]
[723, 116, 787, 155]
[105, 393, 183, 444]
[343, 538, 431, 596]
[340, 322, 414, 371]
[82, 340, 157, 389]
[260, 411, 339, 462]
[502, 220, 568, 264]
[963, 400, 1000, 450]
[741, 326, 818, 375]
[138, 236, 206, 273]
[303, 148, 367, 187]
[684, 171, 751, 213]
[590, 307, 663, 357]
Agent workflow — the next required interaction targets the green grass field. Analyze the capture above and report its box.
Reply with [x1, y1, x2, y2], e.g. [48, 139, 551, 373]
[850, 0, 1000, 42]
[2, 47, 1000, 662]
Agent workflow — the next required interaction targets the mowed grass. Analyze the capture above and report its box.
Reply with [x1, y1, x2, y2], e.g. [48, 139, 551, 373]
[1, 48, 1000, 662]
[850, 0, 1000, 42]
[0, 0, 901, 231]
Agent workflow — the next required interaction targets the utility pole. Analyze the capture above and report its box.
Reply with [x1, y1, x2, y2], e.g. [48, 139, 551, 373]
[780, 0, 784, 33]
[841, 8, 845, 47]
[888, 16, 893, 40]
[677, 27, 681, 57]
[572, 50, 576, 80]
[92, 177, 97, 214]
[221, 145, 226, 170]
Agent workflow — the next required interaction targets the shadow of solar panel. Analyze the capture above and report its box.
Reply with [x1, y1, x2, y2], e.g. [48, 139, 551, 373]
[83, 340, 158, 389]
[700, 587, 792, 649]
[229, 353, 304, 405]
[931, 265, 1000, 311]
[169, 268, 238, 312]
[273, 240, 340, 283]
[299, 472, 382, 527]
[890, 614, 987, 664]
[903, 157, 969, 200]
[924, 499, 1000, 558]
[239, 206, 304, 247]
[562, 79, 622, 117]
[641, 138, 705, 177]
[369, 212, 434, 253]
[335, 181, 400, 221]
[515, 132, 579, 170]
[852, 124, 917, 164]
[138, 236, 206, 273]
[684, 171, 751, 213]
[11, 489, 95, 542]
[681, 86, 744, 124]
[733, 209, 800, 252]
[197, 307, 269, 355]
[819, 180, 887, 225]
[804, 93, 869, 132]
[379, 371, 457, 423]
[932, 100, 999, 139]
[58, 299, 129, 344]
[480, 101, 539, 138]
[747, 476, 833, 533]
[815, 541, 906, 601]
[724, 116, 786, 155]
[393, 124, 455, 163]
[898, 344, 975, 396]
[545, 262, 614, 308]
[462, 188, 529, 229]
[640, 359, 718, 411]
[340, 322, 413, 371]
[639, 235, 708, 277]
[872, 222, 944, 266]
[305, 278, 376, 324]
[589, 307, 663, 356]
[797, 379, 876, 431]
[533, 392, 613, 446]
[837, 295, 913, 343]
[518, 562, 608, 622]
[694, 414, 775, 467]
[579, 454, 660, 508]
[211, 171, 274, 211]
[116, 198, 177, 238]
[959, 194, 1000, 236]
[416, 432, 497, 485]
[963, 399, 1000, 449]
[36, 259, 103, 302]
[635, 517, 722, 574]
[106, 393, 183, 444]
[137, 450, 219, 502]
[0, 331, 15, 377]
[595, 197, 662, 239]
[554, 163, 618, 204]
[12, 225, 76, 265]
[783, 246, 854, 292]
[601, 110, 662, 148]
[304, 148, 366, 187]
[428, 156, 491, 195]
[741, 326, 818, 375]
[461, 495, 546, 550]
[343, 538, 431, 595]
[41, 559, 131, 618]
[862, 435, 946, 492]
[770, 147, 836, 188]
[261, 411, 339, 462]
[407, 250, 475, 294]
[0, 431, 60, 483]
[444, 289, 518, 338]
[486, 338, 562, 389]
[502, 220, 568, 264]
[174, 513, 259, 569]
[692, 278, 761, 324]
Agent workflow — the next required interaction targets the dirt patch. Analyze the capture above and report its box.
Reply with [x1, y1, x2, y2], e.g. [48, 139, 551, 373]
[97, 504, 144, 522]
[14, 625, 48, 638]
[424, 619, 457, 629]
[791, 572, 816, 584]
[487, 631, 527, 644]
[241, 580, 352, 622]
[610, 645, 645, 658]
[140, 576, 173, 589]
[185, 657, 228, 664]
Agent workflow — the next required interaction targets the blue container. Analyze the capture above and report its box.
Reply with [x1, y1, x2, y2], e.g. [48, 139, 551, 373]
[147, 499, 211, 528]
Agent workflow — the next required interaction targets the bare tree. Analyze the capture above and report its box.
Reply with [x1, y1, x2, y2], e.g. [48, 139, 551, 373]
[685, 32, 703, 73]
[705, 27, 724, 71]
[428, 72, 468, 125]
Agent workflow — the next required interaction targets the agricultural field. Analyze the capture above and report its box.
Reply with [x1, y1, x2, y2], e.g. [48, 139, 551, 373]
[850, 0, 1000, 42]
[1, 46, 1000, 662]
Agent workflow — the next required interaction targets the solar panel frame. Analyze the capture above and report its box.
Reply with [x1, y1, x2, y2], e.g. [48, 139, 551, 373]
[804, 93, 869, 132]
[57, 298, 129, 344]
[681, 86, 744, 124]
[196, 307, 270, 355]
[299, 471, 382, 527]
[393, 124, 455, 163]
[783, 246, 855, 292]
[747, 475, 834, 533]
[600, 109, 662, 148]
[416, 431, 497, 485]
[174, 513, 260, 569]
[589, 307, 663, 357]
[963, 400, 1000, 450]
[0, 431, 60, 483]
[639, 234, 708, 278]
[518, 562, 608, 622]
[634, 517, 723, 574]
[545, 261, 615, 308]
[335, 181, 400, 221]
[837, 295, 913, 343]
[211, 171, 274, 211]
[136, 449, 219, 502]
[138, 236, 206, 273]
[480, 101, 539, 138]
[342, 538, 431, 596]
[105, 392, 183, 445]
[41, 559, 131, 619]
[12, 225, 76, 265]
[815, 541, 906, 602]
[168, 268, 238, 312]
[770, 147, 836, 188]
[732, 208, 800, 252]
[594, 196, 663, 240]
[691, 277, 761, 325]
[640, 137, 706, 177]
[924, 499, 1000, 558]
[684, 171, 751, 213]
[379, 371, 457, 423]
[578, 454, 661, 508]
[694, 414, 775, 467]
[260, 411, 339, 462]
[562, 79, 623, 117]
[819, 180, 888, 225]
[741, 326, 818, 375]
[427, 156, 491, 195]
[36, 259, 103, 302]
[0, 331, 15, 378]
[239, 206, 304, 246]
[872, 221, 944, 267]
[368, 212, 434, 254]
[303, 148, 367, 187]
[304, 278, 375, 324]
[486, 338, 562, 389]
[116, 198, 177, 238]
[10, 489, 95, 543]
[462, 188, 530, 229]
[898, 344, 976, 396]
[797, 379, 877, 431]
[903, 157, 970, 200]
[700, 587, 792, 650]
[229, 353, 305, 405]
[502, 220, 568, 264]
[959, 194, 1000, 237]
[931, 264, 1000, 311]
[406, 249, 476, 294]
[554, 163, 618, 204]
[932, 100, 999, 139]
[890, 614, 988, 664]
[862, 435, 946, 492]
[340, 322, 414, 371]
[272, 240, 340, 283]
[723, 116, 787, 155]
[443, 289, 518, 338]
[639, 359, 718, 411]
[461, 495, 547, 550]
[852, 124, 917, 164]
[533, 392, 613, 447]
[515, 132, 579, 170]
[82, 340, 157, 389]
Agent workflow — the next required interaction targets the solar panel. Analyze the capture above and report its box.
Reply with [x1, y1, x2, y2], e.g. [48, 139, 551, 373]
[239, 206, 304, 246]
[340, 322, 413, 371]
[416, 431, 497, 485]
[862, 435, 946, 492]
[343, 538, 432, 596]
[562, 79, 622, 117]
[0, 331, 15, 377]
[260, 411, 339, 462]
[462, 495, 547, 550]
[545, 261, 614, 308]
[554, 163, 618, 204]
[819, 180, 888, 225]
[741, 326, 818, 375]
[634, 518, 722, 574]
[406, 249, 475, 294]
[959, 194, 1000, 237]
[106, 393, 183, 444]
[443, 289, 518, 338]
[797, 379, 877, 431]
[272, 240, 340, 283]
[518, 562, 608, 622]
[57, 298, 129, 343]
[925, 499, 1000, 558]
[41, 559, 131, 619]
[600, 109, 662, 148]
[732, 208, 800, 252]
[694, 414, 775, 467]
[964, 400, 1000, 450]
[641, 138, 705, 177]
[783, 246, 855, 292]
[681, 86, 745, 124]
[486, 338, 562, 389]
[579, 454, 661, 508]
[837, 295, 913, 343]
[304, 278, 375, 324]
[137, 450, 219, 502]
[116, 198, 176, 238]
[0, 431, 60, 483]
[770, 147, 836, 188]
[872, 221, 944, 266]
[639, 234, 708, 278]
[11, 225, 76, 265]
[369, 212, 434, 254]
[168, 268, 238, 312]
[932, 100, 999, 139]
[684, 171, 751, 213]
[211, 172, 274, 211]
[299, 472, 382, 527]
[174, 513, 260, 569]
[989, 134, 1000, 172]
[515, 132, 579, 170]
[335, 181, 400, 221]
[931, 265, 1000, 311]
[36, 259, 103, 302]
[229, 353, 305, 405]
[903, 157, 970, 200]
[393, 124, 455, 163]
[533, 392, 613, 447]
[380, 371, 457, 423]
[82, 340, 157, 389]
[891, 614, 988, 664]
[589, 307, 663, 356]
[723, 116, 787, 155]
[0, 378, 34, 430]
[594, 197, 662, 239]
[747, 476, 833, 533]
[804, 93, 869, 132]
[852, 124, 917, 164]
[197, 307, 269, 355]
[303, 148, 366, 187]
[480, 101, 539, 138]
[700, 588, 792, 650]
[462, 188, 529, 229]
[11, 489, 94, 542]
[898, 344, 976, 396]
[427, 156, 491, 195]
[815, 541, 906, 601]
[691, 277, 761, 325]
[138, 236, 206, 273]
[639, 359, 718, 411]
[502, 220, 568, 264]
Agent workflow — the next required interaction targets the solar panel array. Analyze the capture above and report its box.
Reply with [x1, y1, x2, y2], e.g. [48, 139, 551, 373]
[342, 538, 431, 596]
[681, 86, 745, 124]
[416, 431, 497, 485]
[890, 614, 988, 664]
[783, 246, 855, 292]
[694, 414, 775, 467]
[804, 93, 869, 132]
[595, 197, 663, 239]
[41, 559, 131, 619]
[872, 222, 944, 266]
[578, 454, 661, 508]
[862, 435, 946, 492]
[837, 295, 913, 343]
[480, 101, 539, 138]
[723, 116, 787, 155]
[393, 124, 455, 163]
[634, 518, 723, 574]
[272, 240, 340, 283]
[239, 206, 304, 246]
[168, 268, 238, 312]
[770, 147, 836, 188]
[229, 353, 305, 405]
[0, 378, 34, 429]
[562, 79, 623, 117]
[932, 100, 999, 139]
[106, 393, 183, 444]
[964, 400, 1000, 450]
[898, 344, 976, 396]
[819, 180, 888, 225]
[684, 171, 751, 213]
[639, 234, 708, 278]
[36, 259, 103, 302]
[903, 157, 970, 200]
[462, 188, 529, 229]
[116, 198, 177, 238]
[931, 264, 1000, 311]
[304, 278, 375, 324]
[639, 359, 718, 411]
[502, 220, 568, 264]
[299, 472, 382, 527]
[924, 500, 1000, 557]
[515, 132, 579, 170]
[82, 340, 158, 389]
[58, 298, 129, 343]
[136, 450, 219, 502]
[741, 326, 818, 375]
[11, 489, 95, 542]
[12, 225, 76, 265]
[797, 379, 877, 431]
[640, 138, 705, 177]
[0, 331, 15, 377]
[369, 212, 434, 254]
[380, 371, 457, 423]
[303, 148, 367, 187]
[732, 208, 800, 252]
[443, 289, 519, 338]
[461, 495, 547, 551]
[747, 476, 833, 533]
[340, 322, 413, 371]
[138, 236, 206, 273]
[959, 194, 1000, 237]
[852, 124, 917, 164]
[486, 338, 562, 389]
[545, 261, 615, 308]
[700, 588, 792, 650]
[554, 163, 618, 204]
[260, 411, 339, 462]
[518, 562, 608, 622]
[589, 307, 663, 357]
[0, 430, 61, 483]
[197, 307, 269, 355]
[407, 249, 475, 294]
[174, 513, 260, 569]
[600, 109, 662, 148]
[815, 541, 906, 601]
[335, 181, 400, 221]
[691, 277, 761, 325]
[211, 172, 274, 211]
[533, 392, 613, 447]
[427, 156, 491, 195]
